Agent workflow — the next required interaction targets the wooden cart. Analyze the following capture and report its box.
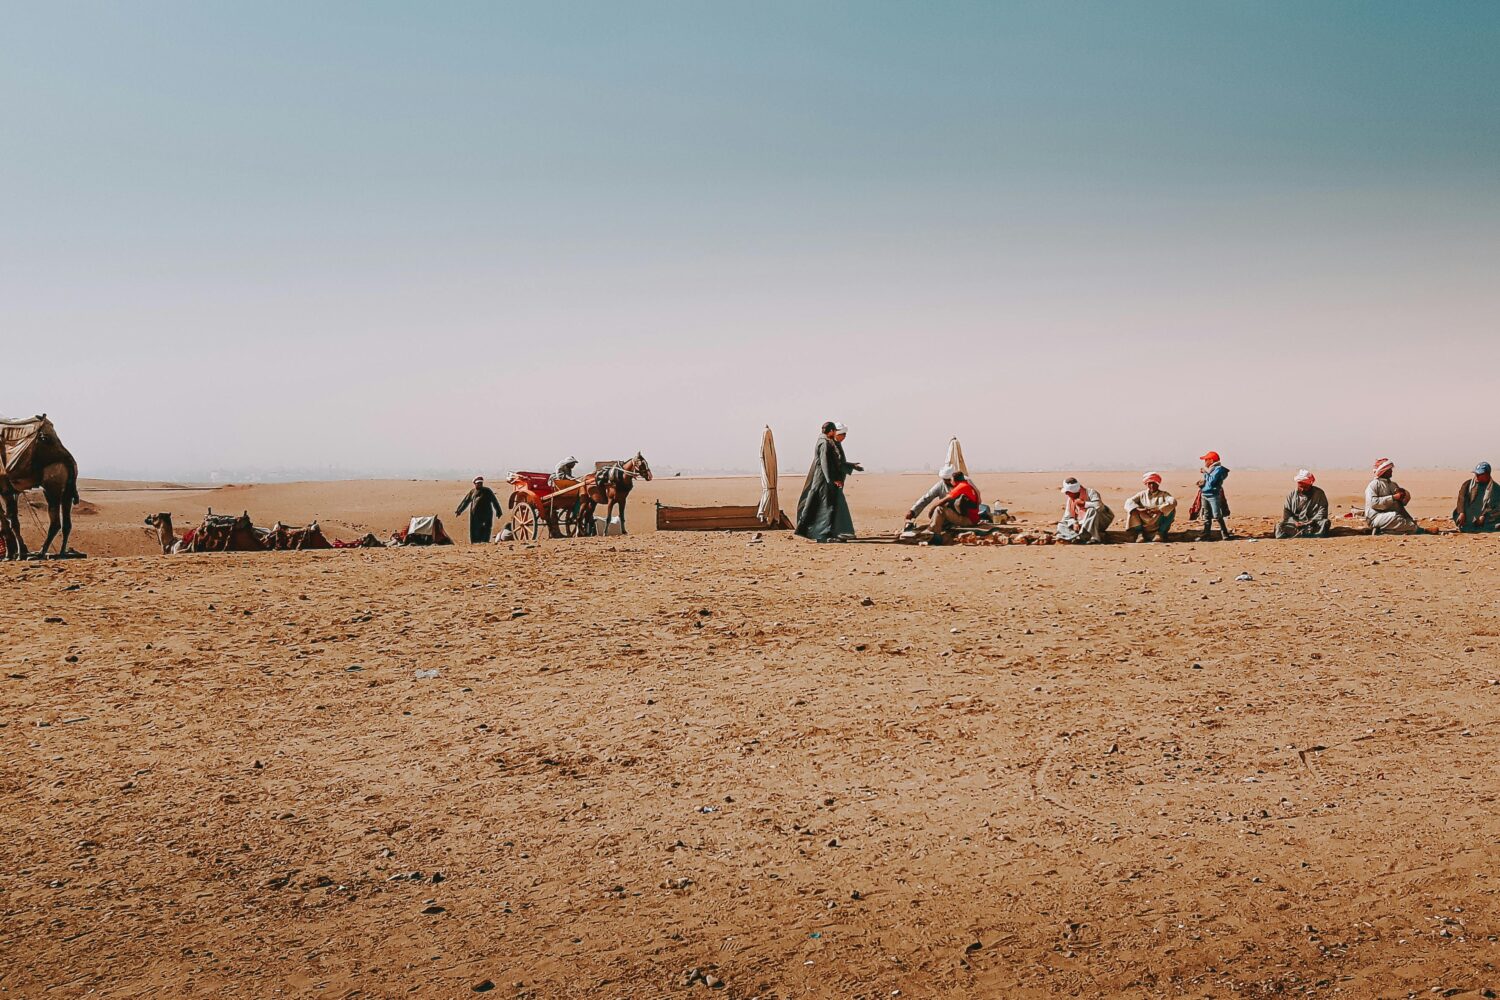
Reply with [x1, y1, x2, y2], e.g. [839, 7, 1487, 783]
[505, 472, 593, 540]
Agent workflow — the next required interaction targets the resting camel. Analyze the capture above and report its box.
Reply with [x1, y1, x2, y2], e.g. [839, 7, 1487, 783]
[144, 513, 179, 554]
[0, 415, 81, 560]
[580, 452, 652, 536]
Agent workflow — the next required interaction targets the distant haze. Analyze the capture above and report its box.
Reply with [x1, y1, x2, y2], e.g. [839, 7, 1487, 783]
[5, 2, 1497, 480]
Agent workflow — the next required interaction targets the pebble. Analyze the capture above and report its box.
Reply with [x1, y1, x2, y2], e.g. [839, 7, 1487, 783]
[472, 981, 495, 993]
[420, 904, 445, 915]
[859, 597, 874, 607]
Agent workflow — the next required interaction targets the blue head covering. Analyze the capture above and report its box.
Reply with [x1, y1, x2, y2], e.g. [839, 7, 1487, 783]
[1476, 462, 1492, 475]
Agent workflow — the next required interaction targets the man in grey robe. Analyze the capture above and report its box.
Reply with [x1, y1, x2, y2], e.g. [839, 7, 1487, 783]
[1454, 461, 1500, 532]
[1275, 469, 1331, 538]
[795, 422, 856, 542]
[1056, 478, 1114, 543]
[455, 476, 504, 544]
[1365, 458, 1422, 535]
[906, 465, 957, 522]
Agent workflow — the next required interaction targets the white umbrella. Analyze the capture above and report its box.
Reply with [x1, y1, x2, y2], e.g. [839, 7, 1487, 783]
[758, 425, 779, 525]
[946, 437, 970, 478]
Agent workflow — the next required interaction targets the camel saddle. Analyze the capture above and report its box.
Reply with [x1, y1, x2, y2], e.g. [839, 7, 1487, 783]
[0, 415, 56, 490]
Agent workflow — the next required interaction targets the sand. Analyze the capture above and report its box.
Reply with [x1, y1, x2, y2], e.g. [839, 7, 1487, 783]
[2, 471, 1497, 998]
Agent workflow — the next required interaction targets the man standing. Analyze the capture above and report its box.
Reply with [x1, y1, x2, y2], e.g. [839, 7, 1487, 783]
[795, 422, 856, 542]
[1453, 461, 1499, 532]
[907, 465, 958, 523]
[1365, 458, 1422, 535]
[456, 476, 504, 544]
[1276, 470, 1331, 538]
[1124, 473, 1176, 542]
[1056, 478, 1113, 544]
[1194, 451, 1235, 541]
[922, 470, 982, 542]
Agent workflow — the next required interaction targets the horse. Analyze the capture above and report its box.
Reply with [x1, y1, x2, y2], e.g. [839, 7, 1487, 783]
[0, 415, 80, 560]
[580, 452, 652, 535]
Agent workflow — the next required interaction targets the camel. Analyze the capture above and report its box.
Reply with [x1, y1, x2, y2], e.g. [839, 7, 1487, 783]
[0, 414, 81, 560]
[263, 521, 332, 550]
[144, 513, 179, 554]
[183, 511, 264, 552]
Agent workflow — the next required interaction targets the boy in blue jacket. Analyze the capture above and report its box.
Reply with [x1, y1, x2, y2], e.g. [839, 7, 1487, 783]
[1195, 451, 1235, 541]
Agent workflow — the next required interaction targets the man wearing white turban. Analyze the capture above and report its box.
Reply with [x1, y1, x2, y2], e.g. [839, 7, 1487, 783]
[1276, 470, 1331, 538]
[906, 465, 958, 522]
[1056, 477, 1114, 543]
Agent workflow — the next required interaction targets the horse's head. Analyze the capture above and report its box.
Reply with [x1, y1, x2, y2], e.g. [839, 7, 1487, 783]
[630, 452, 653, 481]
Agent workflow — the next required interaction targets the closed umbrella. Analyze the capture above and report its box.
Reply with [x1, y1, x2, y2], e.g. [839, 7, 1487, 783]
[946, 437, 969, 478]
[758, 426, 780, 525]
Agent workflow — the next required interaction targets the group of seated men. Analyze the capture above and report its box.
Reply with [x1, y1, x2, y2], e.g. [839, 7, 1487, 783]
[902, 455, 1500, 542]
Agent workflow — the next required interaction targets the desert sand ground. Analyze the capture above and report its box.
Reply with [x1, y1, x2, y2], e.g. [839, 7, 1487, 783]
[2, 470, 1497, 998]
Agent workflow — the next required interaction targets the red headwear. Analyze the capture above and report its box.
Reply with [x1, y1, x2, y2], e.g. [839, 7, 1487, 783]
[1142, 472, 1162, 486]
[1372, 458, 1394, 477]
[1199, 451, 1220, 464]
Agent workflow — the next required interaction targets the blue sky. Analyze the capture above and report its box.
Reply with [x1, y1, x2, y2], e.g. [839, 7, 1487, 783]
[4, 2, 1497, 478]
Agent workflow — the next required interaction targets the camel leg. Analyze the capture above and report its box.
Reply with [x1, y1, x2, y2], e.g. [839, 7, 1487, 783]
[39, 491, 61, 557]
[5, 493, 27, 559]
[59, 490, 73, 555]
[0, 500, 13, 561]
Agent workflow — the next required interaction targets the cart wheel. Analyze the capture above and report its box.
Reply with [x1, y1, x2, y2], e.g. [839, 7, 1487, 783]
[512, 504, 539, 540]
[559, 507, 579, 538]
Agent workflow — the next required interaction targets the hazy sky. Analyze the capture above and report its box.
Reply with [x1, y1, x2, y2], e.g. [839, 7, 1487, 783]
[4, 1, 1497, 479]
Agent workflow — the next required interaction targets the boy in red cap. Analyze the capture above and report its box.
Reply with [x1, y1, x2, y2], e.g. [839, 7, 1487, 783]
[1194, 451, 1234, 541]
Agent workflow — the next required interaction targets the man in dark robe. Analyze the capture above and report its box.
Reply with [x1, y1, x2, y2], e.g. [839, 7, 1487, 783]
[1454, 461, 1500, 532]
[456, 476, 504, 543]
[1275, 469, 1331, 538]
[795, 422, 857, 542]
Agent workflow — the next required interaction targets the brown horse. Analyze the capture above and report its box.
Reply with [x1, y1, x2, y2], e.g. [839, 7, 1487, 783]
[580, 453, 652, 536]
[1, 415, 80, 560]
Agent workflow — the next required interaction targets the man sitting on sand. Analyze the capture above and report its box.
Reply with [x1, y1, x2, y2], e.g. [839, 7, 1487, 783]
[1124, 473, 1176, 542]
[1056, 478, 1113, 544]
[1276, 470, 1331, 538]
[921, 470, 982, 542]
[1366, 458, 1423, 535]
[907, 465, 958, 523]
[1453, 462, 1500, 533]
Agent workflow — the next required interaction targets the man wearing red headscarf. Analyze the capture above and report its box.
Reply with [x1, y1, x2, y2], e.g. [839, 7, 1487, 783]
[1124, 473, 1176, 542]
[1365, 458, 1421, 535]
[1275, 470, 1331, 538]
